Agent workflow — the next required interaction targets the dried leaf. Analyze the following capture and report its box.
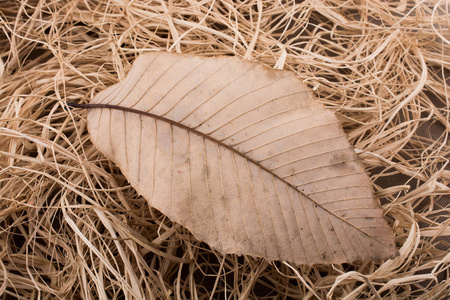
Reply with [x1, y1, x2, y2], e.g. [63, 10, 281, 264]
[80, 52, 397, 265]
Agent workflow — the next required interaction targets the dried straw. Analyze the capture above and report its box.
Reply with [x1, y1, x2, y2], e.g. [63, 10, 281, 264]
[0, 0, 449, 299]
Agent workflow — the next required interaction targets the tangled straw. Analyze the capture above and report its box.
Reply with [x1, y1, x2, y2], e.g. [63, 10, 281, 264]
[0, 0, 449, 298]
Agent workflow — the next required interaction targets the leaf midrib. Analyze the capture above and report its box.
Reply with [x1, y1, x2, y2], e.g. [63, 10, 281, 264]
[69, 102, 392, 250]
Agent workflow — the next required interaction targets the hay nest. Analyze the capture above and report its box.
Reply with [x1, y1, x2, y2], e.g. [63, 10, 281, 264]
[0, 0, 448, 298]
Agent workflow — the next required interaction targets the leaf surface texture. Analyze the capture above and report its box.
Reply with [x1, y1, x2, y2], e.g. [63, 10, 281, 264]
[86, 52, 396, 265]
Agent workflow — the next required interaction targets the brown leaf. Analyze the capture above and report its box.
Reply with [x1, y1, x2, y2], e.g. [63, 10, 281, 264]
[82, 52, 397, 265]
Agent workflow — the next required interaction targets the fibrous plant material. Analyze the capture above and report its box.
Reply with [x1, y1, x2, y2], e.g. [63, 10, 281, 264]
[0, 0, 449, 299]
[73, 52, 397, 265]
